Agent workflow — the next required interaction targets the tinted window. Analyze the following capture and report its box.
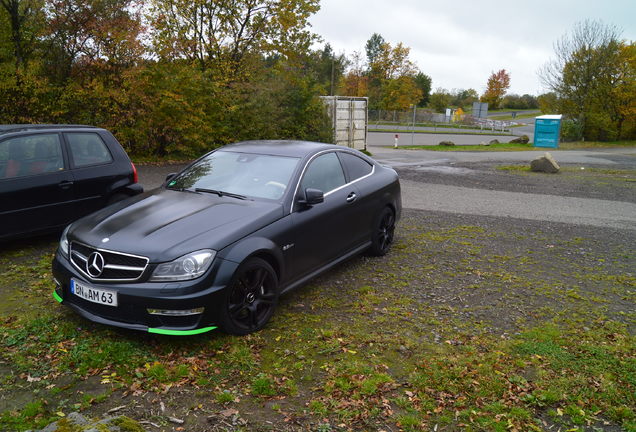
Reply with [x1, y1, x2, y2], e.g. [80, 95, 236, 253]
[67, 133, 112, 167]
[0, 134, 64, 179]
[339, 152, 373, 181]
[301, 152, 346, 193]
[168, 151, 300, 200]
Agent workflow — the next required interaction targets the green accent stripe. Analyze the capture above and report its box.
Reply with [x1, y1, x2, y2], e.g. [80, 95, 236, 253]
[52, 290, 63, 303]
[148, 326, 217, 336]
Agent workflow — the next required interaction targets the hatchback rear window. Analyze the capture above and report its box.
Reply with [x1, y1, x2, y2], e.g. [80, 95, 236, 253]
[67, 133, 113, 167]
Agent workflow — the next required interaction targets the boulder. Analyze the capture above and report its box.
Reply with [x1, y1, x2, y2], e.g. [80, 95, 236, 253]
[489, 139, 500, 145]
[530, 152, 560, 173]
[509, 135, 529, 144]
[439, 140, 455, 146]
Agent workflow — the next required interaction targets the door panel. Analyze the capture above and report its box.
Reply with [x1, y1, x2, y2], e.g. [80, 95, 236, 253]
[289, 152, 362, 280]
[0, 133, 74, 237]
[65, 132, 117, 214]
[291, 185, 361, 278]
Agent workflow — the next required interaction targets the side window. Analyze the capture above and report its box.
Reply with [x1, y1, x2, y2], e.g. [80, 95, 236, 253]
[67, 133, 113, 168]
[300, 152, 346, 193]
[0, 134, 64, 179]
[339, 152, 373, 181]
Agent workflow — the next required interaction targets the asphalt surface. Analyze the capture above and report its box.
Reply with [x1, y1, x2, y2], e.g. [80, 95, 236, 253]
[368, 131, 518, 146]
[136, 145, 636, 232]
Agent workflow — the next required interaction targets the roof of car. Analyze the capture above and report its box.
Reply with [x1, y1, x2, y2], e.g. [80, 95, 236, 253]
[0, 124, 99, 135]
[222, 140, 348, 158]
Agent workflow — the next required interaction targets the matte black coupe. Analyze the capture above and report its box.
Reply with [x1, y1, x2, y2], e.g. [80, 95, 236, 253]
[52, 141, 401, 335]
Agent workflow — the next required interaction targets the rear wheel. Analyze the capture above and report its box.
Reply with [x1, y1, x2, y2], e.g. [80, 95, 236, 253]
[218, 257, 279, 335]
[368, 207, 395, 256]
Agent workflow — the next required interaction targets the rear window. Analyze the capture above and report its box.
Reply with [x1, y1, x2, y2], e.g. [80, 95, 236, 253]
[67, 133, 113, 167]
[338, 152, 373, 181]
[0, 134, 64, 179]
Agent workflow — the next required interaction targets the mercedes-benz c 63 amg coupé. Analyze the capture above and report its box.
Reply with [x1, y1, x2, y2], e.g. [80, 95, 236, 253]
[52, 141, 401, 336]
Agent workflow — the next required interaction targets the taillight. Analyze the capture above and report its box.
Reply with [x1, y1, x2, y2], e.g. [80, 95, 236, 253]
[131, 162, 138, 183]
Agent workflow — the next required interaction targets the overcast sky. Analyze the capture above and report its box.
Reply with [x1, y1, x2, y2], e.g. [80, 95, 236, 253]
[309, 0, 636, 96]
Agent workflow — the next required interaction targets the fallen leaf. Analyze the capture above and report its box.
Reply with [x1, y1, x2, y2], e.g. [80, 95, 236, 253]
[220, 408, 239, 418]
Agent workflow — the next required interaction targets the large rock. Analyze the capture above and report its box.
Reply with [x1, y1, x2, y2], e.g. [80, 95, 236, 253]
[530, 152, 560, 173]
[509, 135, 529, 144]
[439, 140, 455, 146]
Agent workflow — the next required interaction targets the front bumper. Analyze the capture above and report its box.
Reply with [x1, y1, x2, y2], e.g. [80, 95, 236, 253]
[52, 249, 238, 335]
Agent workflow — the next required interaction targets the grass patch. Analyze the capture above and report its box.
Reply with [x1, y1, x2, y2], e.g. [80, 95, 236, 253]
[0, 216, 634, 431]
[398, 140, 636, 152]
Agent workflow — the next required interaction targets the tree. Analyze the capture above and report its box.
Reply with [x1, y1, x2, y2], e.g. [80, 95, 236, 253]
[451, 88, 478, 108]
[429, 87, 452, 113]
[413, 72, 431, 107]
[364, 38, 421, 110]
[539, 20, 635, 140]
[0, 0, 42, 78]
[340, 51, 367, 97]
[301, 43, 347, 96]
[365, 33, 384, 66]
[42, 0, 144, 83]
[149, 0, 319, 80]
[481, 69, 510, 109]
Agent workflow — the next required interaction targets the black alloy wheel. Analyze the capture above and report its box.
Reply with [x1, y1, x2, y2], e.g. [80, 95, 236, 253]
[369, 207, 395, 256]
[219, 257, 279, 335]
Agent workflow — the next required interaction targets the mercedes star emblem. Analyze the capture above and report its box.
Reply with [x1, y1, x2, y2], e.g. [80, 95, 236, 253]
[86, 252, 105, 277]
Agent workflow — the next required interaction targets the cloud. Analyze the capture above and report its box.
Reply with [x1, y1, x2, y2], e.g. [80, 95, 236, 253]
[310, 0, 636, 95]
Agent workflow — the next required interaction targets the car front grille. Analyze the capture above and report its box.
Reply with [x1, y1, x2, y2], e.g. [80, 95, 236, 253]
[70, 241, 149, 282]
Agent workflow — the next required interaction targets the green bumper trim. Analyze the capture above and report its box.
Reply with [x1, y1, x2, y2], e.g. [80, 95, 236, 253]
[148, 326, 217, 336]
[52, 290, 63, 303]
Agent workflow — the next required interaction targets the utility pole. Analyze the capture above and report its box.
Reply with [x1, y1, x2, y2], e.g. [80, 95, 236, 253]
[411, 104, 417, 146]
[330, 59, 335, 96]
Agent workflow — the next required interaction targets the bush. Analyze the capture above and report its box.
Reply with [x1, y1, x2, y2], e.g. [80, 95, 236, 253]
[560, 119, 583, 141]
[439, 140, 455, 146]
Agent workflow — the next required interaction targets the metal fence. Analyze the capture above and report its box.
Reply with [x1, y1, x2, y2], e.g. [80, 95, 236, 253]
[367, 109, 513, 132]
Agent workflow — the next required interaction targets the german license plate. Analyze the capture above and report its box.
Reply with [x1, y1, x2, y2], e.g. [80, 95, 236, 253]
[70, 279, 118, 307]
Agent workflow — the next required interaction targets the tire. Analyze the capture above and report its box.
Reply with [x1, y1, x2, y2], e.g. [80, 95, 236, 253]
[218, 257, 279, 335]
[368, 207, 395, 256]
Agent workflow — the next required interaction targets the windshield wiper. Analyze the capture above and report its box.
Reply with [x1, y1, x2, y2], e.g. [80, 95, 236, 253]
[195, 188, 248, 200]
[166, 186, 196, 193]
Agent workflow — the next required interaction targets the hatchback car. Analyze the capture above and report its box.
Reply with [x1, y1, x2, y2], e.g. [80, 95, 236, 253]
[52, 141, 401, 335]
[0, 125, 142, 240]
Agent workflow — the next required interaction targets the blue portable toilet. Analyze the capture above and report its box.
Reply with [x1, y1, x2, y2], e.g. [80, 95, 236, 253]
[533, 114, 562, 148]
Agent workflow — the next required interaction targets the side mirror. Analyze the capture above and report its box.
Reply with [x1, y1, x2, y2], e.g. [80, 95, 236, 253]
[165, 173, 177, 182]
[299, 188, 324, 206]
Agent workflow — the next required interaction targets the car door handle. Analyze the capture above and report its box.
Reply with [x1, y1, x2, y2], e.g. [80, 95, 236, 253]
[346, 192, 357, 203]
[58, 180, 74, 189]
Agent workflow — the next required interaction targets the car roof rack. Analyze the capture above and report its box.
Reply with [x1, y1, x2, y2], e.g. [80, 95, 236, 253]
[0, 124, 98, 135]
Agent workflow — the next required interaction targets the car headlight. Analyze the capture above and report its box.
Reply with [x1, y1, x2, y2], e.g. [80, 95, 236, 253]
[149, 250, 216, 282]
[59, 225, 71, 257]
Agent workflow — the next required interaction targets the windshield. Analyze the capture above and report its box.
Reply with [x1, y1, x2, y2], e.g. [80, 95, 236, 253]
[167, 151, 300, 200]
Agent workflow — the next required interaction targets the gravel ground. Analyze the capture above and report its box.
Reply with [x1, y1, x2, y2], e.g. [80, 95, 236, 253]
[1, 155, 635, 432]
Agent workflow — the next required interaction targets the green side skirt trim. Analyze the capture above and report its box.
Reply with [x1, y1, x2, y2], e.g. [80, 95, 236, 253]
[52, 290, 63, 303]
[147, 326, 217, 336]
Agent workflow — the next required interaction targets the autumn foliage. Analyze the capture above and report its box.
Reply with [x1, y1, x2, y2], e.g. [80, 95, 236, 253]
[481, 69, 511, 110]
[0, 0, 332, 157]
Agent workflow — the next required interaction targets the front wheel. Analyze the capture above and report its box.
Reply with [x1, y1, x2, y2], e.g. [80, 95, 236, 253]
[368, 207, 395, 256]
[218, 257, 279, 335]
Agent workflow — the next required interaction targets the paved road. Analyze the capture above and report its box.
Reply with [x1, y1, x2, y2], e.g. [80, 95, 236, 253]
[400, 179, 636, 231]
[368, 139, 636, 168]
